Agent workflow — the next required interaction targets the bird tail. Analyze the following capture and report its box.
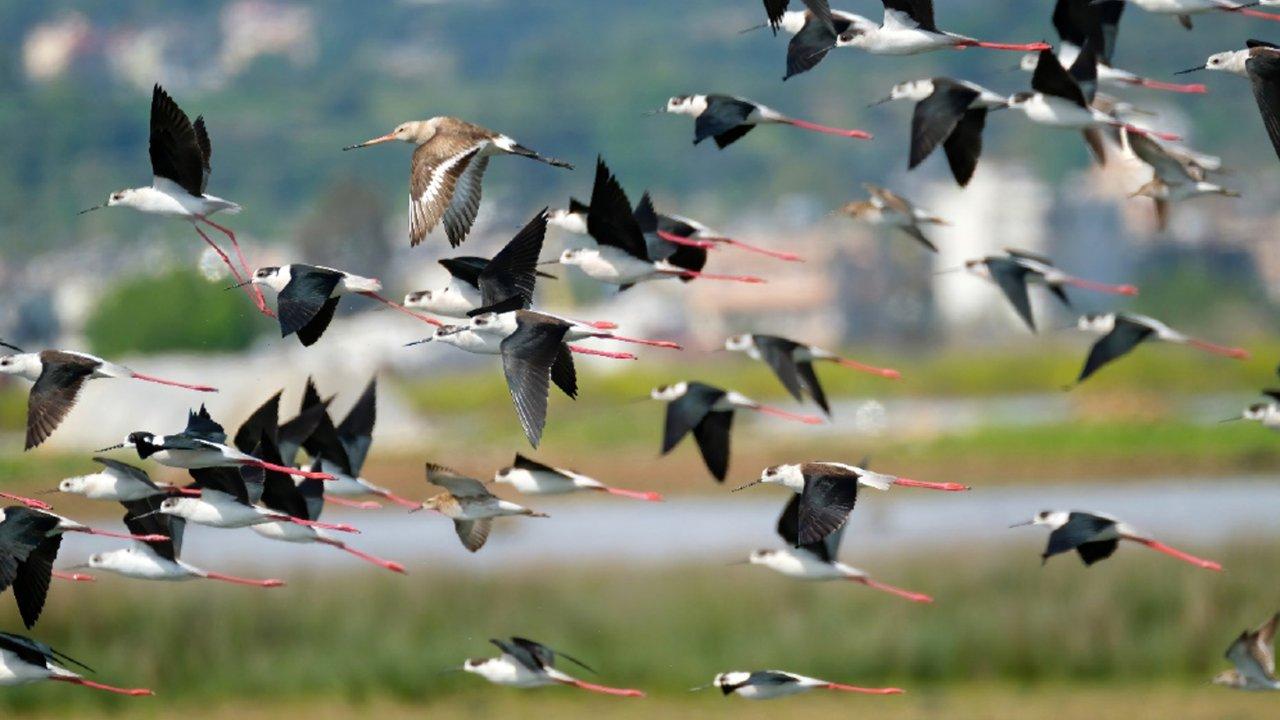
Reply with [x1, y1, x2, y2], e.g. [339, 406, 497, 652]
[507, 141, 574, 170]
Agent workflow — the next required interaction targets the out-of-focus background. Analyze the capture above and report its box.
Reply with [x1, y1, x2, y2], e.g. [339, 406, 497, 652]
[1, 1, 1278, 718]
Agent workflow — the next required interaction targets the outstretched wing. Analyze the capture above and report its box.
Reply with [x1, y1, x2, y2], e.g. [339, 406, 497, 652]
[13, 534, 60, 629]
[751, 336, 805, 403]
[586, 158, 649, 261]
[695, 96, 757, 146]
[1077, 318, 1153, 383]
[500, 313, 572, 448]
[796, 465, 861, 546]
[1031, 49, 1088, 107]
[910, 80, 980, 170]
[149, 84, 208, 196]
[336, 378, 378, 475]
[474, 209, 547, 313]
[277, 266, 344, 340]
[25, 354, 96, 450]
[986, 258, 1036, 332]
[1246, 53, 1280, 162]
[424, 463, 490, 498]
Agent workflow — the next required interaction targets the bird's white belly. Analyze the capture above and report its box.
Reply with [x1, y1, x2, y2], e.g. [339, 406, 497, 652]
[338, 274, 382, 295]
[189, 501, 265, 528]
[736, 683, 807, 699]
[866, 29, 952, 55]
[0, 651, 51, 685]
[408, 282, 481, 317]
[768, 552, 845, 580]
[152, 448, 228, 469]
[483, 664, 548, 687]
[1133, 0, 1218, 13]
[106, 555, 192, 581]
[251, 521, 318, 543]
[581, 250, 656, 284]
[512, 472, 578, 495]
[1023, 97, 1099, 128]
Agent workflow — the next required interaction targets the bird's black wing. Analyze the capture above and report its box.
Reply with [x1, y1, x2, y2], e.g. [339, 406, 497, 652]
[192, 116, 213, 193]
[695, 96, 757, 147]
[301, 398, 354, 478]
[692, 411, 734, 481]
[122, 496, 181, 561]
[765, 0, 834, 33]
[24, 353, 96, 450]
[797, 466, 860, 546]
[1076, 539, 1119, 565]
[437, 257, 486, 289]
[745, 670, 801, 688]
[255, 432, 310, 519]
[910, 80, 980, 170]
[1053, 0, 1122, 64]
[550, 344, 578, 400]
[794, 361, 830, 416]
[13, 534, 59, 628]
[489, 638, 545, 671]
[1067, 39, 1099, 104]
[1031, 49, 1088, 107]
[93, 457, 159, 490]
[188, 467, 251, 506]
[501, 313, 572, 447]
[278, 266, 344, 343]
[473, 210, 547, 314]
[661, 383, 724, 455]
[1247, 40, 1280, 50]
[1094, 1, 1125, 65]
[0, 508, 60, 591]
[785, 14, 838, 80]
[183, 404, 227, 443]
[1077, 318, 1153, 383]
[149, 84, 207, 197]
[234, 391, 282, 454]
[510, 636, 597, 674]
[0, 631, 88, 673]
[513, 452, 561, 475]
[1044, 512, 1115, 560]
[776, 493, 803, 546]
[337, 378, 378, 475]
[942, 108, 987, 187]
[586, 158, 650, 261]
[752, 336, 806, 403]
[1246, 53, 1280, 162]
[986, 258, 1036, 332]
[883, 0, 937, 32]
[279, 396, 332, 469]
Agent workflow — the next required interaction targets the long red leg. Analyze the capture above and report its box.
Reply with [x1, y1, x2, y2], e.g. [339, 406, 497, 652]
[73, 528, 169, 542]
[830, 356, 902, 379]
[321, 539, 407, 573]
[958, 39, 1051, 51]
[0, 492, 51, 510]
[560, 679, 645, 697]
[825, 682, 905, 695]
[702, 236, 804, 262]
[592, 486, 664, 502]
[203, 571, 285, 588]
[853, 577, 934, 603]
[1062, 277, 1139, 296]
[53, 571, 95, 582]
[267, 514, 359, 534]
[568, 345, 636, 360]
[892, 477, 970, 492]
[667, 268, 766, 283]
[594, 333, 682, 350]
[239, 459, 335, 480]
[129, 372, 218, 393]
[1129, 538, 1222, 571]
[578, 320, 618, 330]
[781, 118, 872, 140]
[1133, 78, 1207, 93]
[1234, 7, 1280, 21]
[324, 495, 382, 510]
[51, 676, 153, 696]
[199, 217, 263, 307]
[193, 224, 270, 317]
[750, 404, 825, 424]
[656, 230, 716, 249]
[358, 291, 444, 327]
[1186, 338, 1249, 360]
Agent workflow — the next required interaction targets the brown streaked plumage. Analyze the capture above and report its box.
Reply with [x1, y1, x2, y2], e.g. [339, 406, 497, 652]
[837, 183, 946, 252]
[343, 118, 572, 248]
[417, 463, 547, 553]
[1214, 612, 1280, 691]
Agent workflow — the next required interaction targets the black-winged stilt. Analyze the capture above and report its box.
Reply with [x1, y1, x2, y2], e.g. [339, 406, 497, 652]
[1176, 40, 1280, 161]
[724, 334, 900, 416]
[960, 249, 1138, 332]
[832, 0, 1050, 55]
[1011, 510, 1222, 569]
[493, 453, 664, 501]
[459, 637, 644, 697]
[656, 94, 871, 148]
[694, 669, 903, 699]
[0, 632, 152, 696]
[1073, 313, 1248, 384]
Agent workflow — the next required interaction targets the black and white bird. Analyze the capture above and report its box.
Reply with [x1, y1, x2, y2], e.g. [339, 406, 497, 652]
[695, 669, 903, 699]
[742, 494, 934, 602]
[836, 183, 947, 252]
[724, 334, 900, 416]
[1073, 313, 1248, 385]
[759, 0, 835, 35]
[81, 496, 285, 587]
[101, 405, 336, 479]
[869, 77, 1009, 186]
[651, 381, 823, 481]
[733, 461, 967, 545]
[557, 159, 765, 287]
[493, 453, 664, 501]
[246, 263, 436, 347]
[459, 637, 644, 697]
[0, 632, 152, 696]
[0, 342, 216, 450]
[1213, 612, 1280, 690]
[343, 117, 571, 247]
[56, 456, 196, 502]
[1116, 0, 1280, 30]
[79, 84, 266, 315]
[1229, 385, 1280, 430]
[656, 94, 871, 148]
[1176, 40, 1280, 161]
[415, 464, 547, 553]
[1123, 130, 1239, 231]
[1011, 510, 1222, 570]
[832, 0, 1050, 55]
[404, 210, 552, 318]
[960, 249, 1138, 332]
[1019, 1, 1208, 94]
[744, 6, 877, 80]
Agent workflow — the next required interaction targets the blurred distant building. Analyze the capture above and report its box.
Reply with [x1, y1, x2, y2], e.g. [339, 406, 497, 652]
[22, 12, 92, 82]
[219, 1, 318, 77]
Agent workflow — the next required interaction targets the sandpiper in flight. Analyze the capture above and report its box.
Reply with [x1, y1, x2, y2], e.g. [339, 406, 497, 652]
[1012, 510, 1222, 570]
[415, 464, 547, 553]
[694, 669, 904, 699]
[1213, 611, 1280, 690]
[1123, 130, 1239, 230]
[459, 637, 645, 697]
[836, 183, 947, 252]
[343, 118, 572, 247]
[723, 334, 900, 416]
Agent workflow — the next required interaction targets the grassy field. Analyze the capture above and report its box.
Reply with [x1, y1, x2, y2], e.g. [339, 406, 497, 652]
[1, 543, 1275, 715]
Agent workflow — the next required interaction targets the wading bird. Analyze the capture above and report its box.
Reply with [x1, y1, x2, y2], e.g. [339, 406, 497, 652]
[1115, 0, 1280, 30]
[1011, 510, 1222, 570]
[493, 453, 663, 501]
[343, 118, 571, 247]
[0, 632, 152, 696]
[724, 334, 899, 416]
[832, 0, 1050, 55]
[652, 381, 824, 481]
[1213, 611, 1280, 690]
[79, 84, 266, 314]
[416, 464, 548, 552]
[960, 249, 1138, 331]
[0, 341, 215, 450]
[1124, 130, 1239, 230]
[836, 183, 946, 252]
[742, 494, 934, 602]
[55, 457, 195, 502]
[459, 637, 644, 697]
[1176, 41, 1280, 160]
[656, 94, 871, 148]
[694, 670, 904, 699]
[1073, 313, 1248, 385]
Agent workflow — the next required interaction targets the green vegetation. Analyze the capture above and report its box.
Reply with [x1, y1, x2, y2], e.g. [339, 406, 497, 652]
[83, 269, 262, 357]
[0, 543, 1274, 715]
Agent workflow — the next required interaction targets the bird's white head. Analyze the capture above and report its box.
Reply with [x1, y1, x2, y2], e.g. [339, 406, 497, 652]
[962, 258, 991, 279]
[723, 334, 755, 353]
[558, 247, 596, 267]
[1018, 510, 1069, 529]
[250, 266, 291, 292]
[403, 288, 435, 308]
[759, 464, 804, 491]
[1200, 50, 1250, 76]
[85, 549, 134, 572]
[834, 26, 872, 49]
[107, 188, 140, 207]
[1018, 53, 1039, 72]
[662, 95, 707, 117]
[650, 382, 689, 401]
[57, 474, 100, 496]
[158, 496, 196, 519]
[878, 79, 935, 105]
[1241, 403, 1273, 422]
[0, 353, 43, 381]
[712, 671, 750, 690]
[1005, 91, 1035, 109]
[1077, 313, 1116, 334]
[462, 657, 501, 679]
[469, 312, 515, 336]
[547, 207, 588, 235]
[746, 549, 782, 568]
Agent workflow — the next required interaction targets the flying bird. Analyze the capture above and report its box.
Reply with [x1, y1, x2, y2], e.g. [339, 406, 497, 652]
[742, 494, 934, 602]
[960, 249, 1138, 331]
[1123, 130, 1239, 230]
[459, 637, 644, 697]
[651, 381, 824, 481]
[79, 84, 267, 315]
[759, 0, 835, 35]
[55, 457, 196, 503]
[1176, 40, 1280, 161]
[1114, 0, 1280, 30]
[1073, 313, 1248, 385]
[836, 183, 946, 252]
[416, 464, 548, 552]
[0, 631, 152, 696]
[1213, 611, 1280, 690]
[656, 94, 871, 148]
[343, 118, 571, 247]
[744, 6, 878, 80]
[1229, 386, 1280, 430]
[493, 453, 663, 501]
[723, 334, 900, 416]
[0, 342, 216, 450]
[869, 77, 1009, 186]
[832, 0, 1050, 55]
[694, 670, 903, 699]
[1011, 510, 1222, 570]
[733, 461, 967, 545]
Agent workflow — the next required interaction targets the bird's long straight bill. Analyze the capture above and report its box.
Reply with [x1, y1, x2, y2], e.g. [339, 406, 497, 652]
[892, 477, 970, 492]
[1130, 538, 1222, 571]
[342, 133, 397, 150]
[77, 205, 104, 215]
[749, 405, 825, 424]
[0, 491, 52, 510]
[730, 480, 762, 493]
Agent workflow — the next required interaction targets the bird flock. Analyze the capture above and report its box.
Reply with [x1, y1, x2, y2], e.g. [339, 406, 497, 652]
[3, 0, 1280, 703]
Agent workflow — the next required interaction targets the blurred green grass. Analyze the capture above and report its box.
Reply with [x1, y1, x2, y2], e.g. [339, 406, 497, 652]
[1, 542, 1274, 714]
